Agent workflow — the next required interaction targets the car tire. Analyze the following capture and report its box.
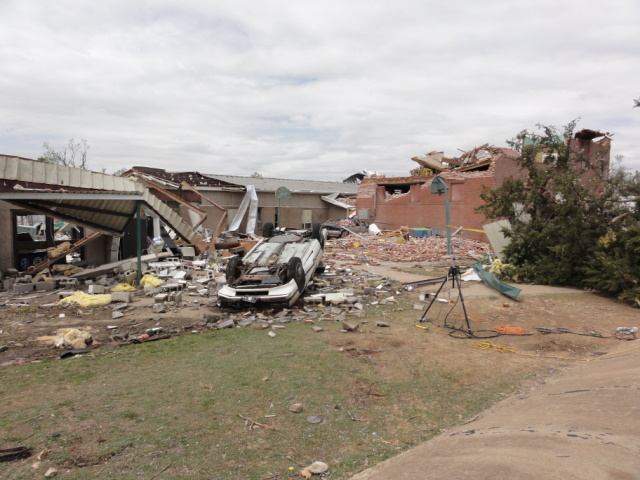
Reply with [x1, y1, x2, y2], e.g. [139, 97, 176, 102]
[339, 229, 348, 238]
[312, 223, 325, 249]
[287, 257, 305, 291]
[226, 256, 243, 285]
[262, 222, 274, 238]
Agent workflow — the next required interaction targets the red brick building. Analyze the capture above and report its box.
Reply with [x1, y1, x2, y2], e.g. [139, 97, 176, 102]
[356, 131, 611, 242]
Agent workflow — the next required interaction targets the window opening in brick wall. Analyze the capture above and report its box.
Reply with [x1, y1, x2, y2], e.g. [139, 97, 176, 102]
[451, 183, 463, 202]
[384, 184, 411, 194]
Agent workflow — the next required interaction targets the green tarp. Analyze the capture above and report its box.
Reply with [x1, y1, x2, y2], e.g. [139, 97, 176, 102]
[471, 263, 521, 300]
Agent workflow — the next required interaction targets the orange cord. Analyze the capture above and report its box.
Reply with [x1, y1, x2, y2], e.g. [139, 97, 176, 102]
[493, 325, 527, 335]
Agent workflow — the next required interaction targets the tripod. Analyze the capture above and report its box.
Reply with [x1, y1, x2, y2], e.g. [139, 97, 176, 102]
[418, 264, 472, 334]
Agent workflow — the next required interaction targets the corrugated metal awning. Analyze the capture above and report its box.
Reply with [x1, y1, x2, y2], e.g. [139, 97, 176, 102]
[0, 156, 146, 236]
[0, 190, 143, 236]
[0, 155, 202, 242]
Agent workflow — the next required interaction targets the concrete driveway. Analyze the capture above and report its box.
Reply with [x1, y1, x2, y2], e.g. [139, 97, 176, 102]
[351, 340, 640, 480]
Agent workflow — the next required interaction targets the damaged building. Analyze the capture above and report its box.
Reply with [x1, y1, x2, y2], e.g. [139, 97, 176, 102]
[0, 156, 358, 273]
[356, 130, 611, 242]
[122, 167, 358, 235]
[0, 155, 204, 272]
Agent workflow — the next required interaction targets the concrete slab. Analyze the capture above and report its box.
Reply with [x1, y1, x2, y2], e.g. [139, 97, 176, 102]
[350, 341, 640, 480]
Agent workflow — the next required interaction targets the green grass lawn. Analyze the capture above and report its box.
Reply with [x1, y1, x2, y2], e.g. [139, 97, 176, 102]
[1, 307, 535, 480]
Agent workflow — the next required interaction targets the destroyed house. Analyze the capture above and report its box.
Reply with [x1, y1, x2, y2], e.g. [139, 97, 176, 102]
[124, 167, 359, 235]
[356, 130, 611, 242]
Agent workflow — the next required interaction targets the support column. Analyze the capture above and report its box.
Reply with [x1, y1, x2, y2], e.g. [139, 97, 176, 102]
[136, 201, 142, 284]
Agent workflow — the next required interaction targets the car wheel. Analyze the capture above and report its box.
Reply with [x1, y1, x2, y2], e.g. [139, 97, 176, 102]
[226, 256, 243, 285]
[262, 222, 274, 238]
[339, 229, 348, 238]
[312, 223, 325, 249]
[287, 257, 305, 291]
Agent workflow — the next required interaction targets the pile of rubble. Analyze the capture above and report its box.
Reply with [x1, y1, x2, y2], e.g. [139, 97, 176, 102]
[1, 241, 413, 359]
[410, 144, 505, 175]
[324, 233, 492, 263]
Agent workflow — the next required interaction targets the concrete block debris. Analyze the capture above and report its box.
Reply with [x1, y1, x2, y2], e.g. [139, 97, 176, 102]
[88, 284, 106, 294]
[0, 237, 422, 356]
[342, 321, 359, 332]
[111, 291, 132, 303]
[13, 283, 34, 294]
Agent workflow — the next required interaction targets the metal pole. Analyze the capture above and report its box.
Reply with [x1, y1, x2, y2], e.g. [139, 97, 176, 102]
[444, 187, 452, 255]
[136, 201, 142, 285]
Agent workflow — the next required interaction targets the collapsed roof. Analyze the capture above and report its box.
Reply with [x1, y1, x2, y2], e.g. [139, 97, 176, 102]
[411, 144, 504, 174]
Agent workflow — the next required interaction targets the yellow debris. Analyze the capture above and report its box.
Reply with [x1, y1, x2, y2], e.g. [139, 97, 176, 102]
[111, 283, 136, 292]
[47, 242, 71, 258]
[140, 275, 163, 287]
[37, 328, 93, 349]
[58, 291, 112, 307]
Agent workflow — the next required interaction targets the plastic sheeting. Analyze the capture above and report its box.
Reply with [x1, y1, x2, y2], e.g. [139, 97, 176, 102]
[471, 262, 521, 299]
[227, 185, 258, 234]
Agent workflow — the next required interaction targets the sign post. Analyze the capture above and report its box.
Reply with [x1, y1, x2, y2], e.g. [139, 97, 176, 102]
[431, 176, 452, 255]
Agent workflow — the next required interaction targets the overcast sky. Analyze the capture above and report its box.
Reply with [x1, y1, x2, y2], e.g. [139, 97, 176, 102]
[1, 0, 638, 181]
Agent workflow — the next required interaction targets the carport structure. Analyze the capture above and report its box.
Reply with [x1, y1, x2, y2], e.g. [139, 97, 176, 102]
[0, 155, 202, 275]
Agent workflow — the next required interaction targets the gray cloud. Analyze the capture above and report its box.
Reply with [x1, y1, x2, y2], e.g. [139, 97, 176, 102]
[1, 0, 638, 179]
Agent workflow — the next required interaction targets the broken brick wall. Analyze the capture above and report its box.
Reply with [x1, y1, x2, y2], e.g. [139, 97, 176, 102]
[570, 136, 611, 189]
[491, 149, 525, 189]
[356, 142, 610, 243]
[360, 176, 494, 242]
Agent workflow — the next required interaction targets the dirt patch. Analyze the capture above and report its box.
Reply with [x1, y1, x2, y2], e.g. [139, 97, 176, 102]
[347, 378, 386, 405]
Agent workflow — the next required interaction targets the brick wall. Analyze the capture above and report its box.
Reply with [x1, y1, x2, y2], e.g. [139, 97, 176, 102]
[366, 176, 494, 242]
[491, 149, 526, 189]
[354, 141, 609, 243]
[354, 149, 522, 242]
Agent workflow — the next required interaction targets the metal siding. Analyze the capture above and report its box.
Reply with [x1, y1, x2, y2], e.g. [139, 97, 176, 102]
[205, 174, 359, 195]
[69, 168, 81, 187]
[81, 169, 93, 188]
[33, 196, 138, 233]
[91, 170, 104, 189]
[0, 155, 146, 194]
[4, 157, 19, 179]
[18, 159, 33, 183]
[103, 175, 115, 191]
[483, 220, 511, 260]
[201, 190, 245, 207]
[56, 165, 70, 186]
[33, 161, 46, 183]
[46, 163, 58, 184]
[254, 192, 326, 208]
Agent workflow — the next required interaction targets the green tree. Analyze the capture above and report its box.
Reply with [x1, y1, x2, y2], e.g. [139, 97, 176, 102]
[478, 121, 640, 300]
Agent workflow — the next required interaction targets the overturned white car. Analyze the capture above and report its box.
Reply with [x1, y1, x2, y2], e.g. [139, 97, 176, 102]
[218, 223, 326, 307]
